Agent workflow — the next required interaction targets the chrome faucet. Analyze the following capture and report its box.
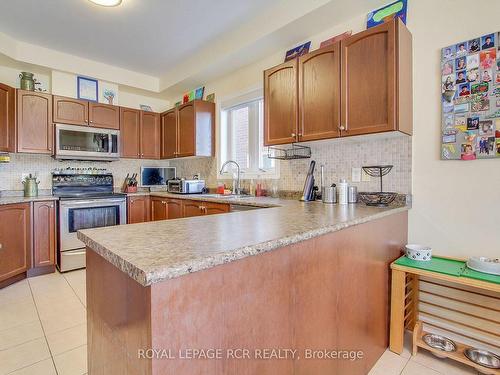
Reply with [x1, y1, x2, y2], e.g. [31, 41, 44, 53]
[220, 160, 241, 195]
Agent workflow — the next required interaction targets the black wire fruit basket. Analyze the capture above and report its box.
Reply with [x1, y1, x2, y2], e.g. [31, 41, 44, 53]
[267, 143, 311, 160]
[358, 165, 397, 207]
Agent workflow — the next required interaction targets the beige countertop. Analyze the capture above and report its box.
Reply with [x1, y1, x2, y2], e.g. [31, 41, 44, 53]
[0, 194, 58, 205]
[78, 193, 409, 287]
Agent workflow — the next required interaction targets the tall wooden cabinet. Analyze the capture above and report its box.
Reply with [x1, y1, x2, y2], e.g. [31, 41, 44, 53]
[160, 100, 214, 159]
[264, 18, 412, 146]
[17, 90, 53, 154]
[32, 201, 56, 271]
[264, 60, 298, 145]
[298, 43, 341, 141]
[141, 111, 160, 159]
[120, 108, 160, 159]
[0, 83, 16, 153]
[0, 203, 31, 285]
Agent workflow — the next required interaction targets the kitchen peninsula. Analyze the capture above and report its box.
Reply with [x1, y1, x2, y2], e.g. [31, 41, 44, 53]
[78, 194, 408, 375]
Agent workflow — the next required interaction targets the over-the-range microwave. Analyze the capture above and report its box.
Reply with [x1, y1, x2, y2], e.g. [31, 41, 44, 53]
[55, 123, 120, 161]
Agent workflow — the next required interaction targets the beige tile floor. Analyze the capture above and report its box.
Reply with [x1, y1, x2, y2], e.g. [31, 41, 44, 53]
[0, 270, 483, 375]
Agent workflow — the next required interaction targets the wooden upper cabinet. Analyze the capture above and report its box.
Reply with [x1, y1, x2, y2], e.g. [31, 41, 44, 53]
[150, 197, 168, 221]
[141, 111, 160, 159]
[264, 59, 298, 146]
[341, 19, 412, 136]
[32, 201, 56, 269]
[166, 199, 183, 219]
[89, 102, 119, 129]
[17, 90, 53, 154]
[160, 100, 214, 160]
[0, 83, 16, 153]
[53, 96, 88, 126]
[120, 107, 141, 158]
[298, 43, 341, 141]
[127, 196, 150, 224]
[161, 109, 177, 159]
[0, 203, 31, 283]
[177, 102, 195, 157]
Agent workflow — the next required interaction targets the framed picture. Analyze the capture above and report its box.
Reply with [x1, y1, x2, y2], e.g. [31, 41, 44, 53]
[77, 76, 98, 102]
[367, 0, 407, 29]
[284, 41, 311, 62]
[206, 93, 215, 103]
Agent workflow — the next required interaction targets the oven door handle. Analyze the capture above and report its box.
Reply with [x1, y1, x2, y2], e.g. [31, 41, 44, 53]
[60, 199, 126, 206]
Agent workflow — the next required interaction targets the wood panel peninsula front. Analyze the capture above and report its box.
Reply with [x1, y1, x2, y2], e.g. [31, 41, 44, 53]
[77, 195, 409, 375]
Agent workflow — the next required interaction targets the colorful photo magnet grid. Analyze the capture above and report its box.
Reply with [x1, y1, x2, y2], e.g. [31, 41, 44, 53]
[441, 31, 500, 160]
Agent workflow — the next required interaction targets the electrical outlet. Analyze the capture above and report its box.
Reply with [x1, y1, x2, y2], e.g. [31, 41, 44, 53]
[351, 167, 361, 182]
[361, 169, 371, 182]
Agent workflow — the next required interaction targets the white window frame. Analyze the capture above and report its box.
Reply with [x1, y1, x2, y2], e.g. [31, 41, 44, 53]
[218, 89, 279, 180]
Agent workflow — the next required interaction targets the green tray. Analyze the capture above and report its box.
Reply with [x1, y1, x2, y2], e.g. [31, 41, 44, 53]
[394, 256, 465, 276]
[462, 267, 500, 285]
[394, 256, 500, 285]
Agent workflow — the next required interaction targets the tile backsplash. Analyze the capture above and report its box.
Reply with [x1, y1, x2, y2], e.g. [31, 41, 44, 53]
[0, 135, 411, 195]
[0, 154, 171, 192]
[170, 134, 412, 194]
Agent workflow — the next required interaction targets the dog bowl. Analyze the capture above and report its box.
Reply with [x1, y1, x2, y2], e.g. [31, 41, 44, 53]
[464, 348, 500, 372]
[422, 334, 457, 358]
[466, 257, 500, 276]
[405, 244, 432, 261]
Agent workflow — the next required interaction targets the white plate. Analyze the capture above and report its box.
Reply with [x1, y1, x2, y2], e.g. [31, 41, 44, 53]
[466, 257, 500, 276]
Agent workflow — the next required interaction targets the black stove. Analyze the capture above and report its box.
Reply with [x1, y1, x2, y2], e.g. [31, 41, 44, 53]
[52, 168, 120, 198]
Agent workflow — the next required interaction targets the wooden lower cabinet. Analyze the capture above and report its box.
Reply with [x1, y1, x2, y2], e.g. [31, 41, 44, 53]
[31, 201, 56, 275]
[151, 197, 168, 221]
[204, 202, 230, 215]
[182, 200, 206, 218]
[127, 196, 151, 224]
[166, 199, 183, 219]
[0, 203, 31, 285]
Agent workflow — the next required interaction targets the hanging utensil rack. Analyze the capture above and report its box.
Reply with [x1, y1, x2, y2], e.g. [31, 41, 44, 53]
[267, 143, 311, 160]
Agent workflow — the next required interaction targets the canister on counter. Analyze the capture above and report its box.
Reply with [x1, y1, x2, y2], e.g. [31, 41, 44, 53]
[348, 186, 358, 203]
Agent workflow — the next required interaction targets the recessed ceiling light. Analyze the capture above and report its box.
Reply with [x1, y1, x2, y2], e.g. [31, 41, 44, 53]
[88, 0, 122, 7]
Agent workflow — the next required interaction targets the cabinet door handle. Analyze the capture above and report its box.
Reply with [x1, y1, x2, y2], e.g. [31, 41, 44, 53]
[0, 243, 3, 250]
[291, 133, 296, 137]
[339, 125, 346, 131]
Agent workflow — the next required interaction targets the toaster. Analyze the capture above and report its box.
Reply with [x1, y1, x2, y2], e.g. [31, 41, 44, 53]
[167, 179, 206, 194]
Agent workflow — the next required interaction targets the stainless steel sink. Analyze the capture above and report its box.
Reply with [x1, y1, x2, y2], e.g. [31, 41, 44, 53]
[199, 194, 253, 199]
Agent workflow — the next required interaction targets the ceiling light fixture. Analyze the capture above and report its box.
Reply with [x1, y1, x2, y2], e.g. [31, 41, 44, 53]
[88, 0, 122, 7]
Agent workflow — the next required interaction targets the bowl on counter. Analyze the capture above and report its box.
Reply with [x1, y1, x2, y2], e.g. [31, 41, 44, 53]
[466, 257, 500, 276]
[405, 244, 432, 261]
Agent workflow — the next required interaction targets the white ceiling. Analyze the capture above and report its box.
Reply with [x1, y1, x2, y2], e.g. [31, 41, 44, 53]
[0, 0, 274, 75]
[0, 0, 389, 95]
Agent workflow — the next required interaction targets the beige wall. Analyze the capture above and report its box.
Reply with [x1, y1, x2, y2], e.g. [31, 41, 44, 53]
[408, 0, 500, 259]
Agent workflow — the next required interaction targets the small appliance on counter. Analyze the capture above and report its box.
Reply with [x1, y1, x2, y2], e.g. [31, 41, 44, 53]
[22, 174, 40, 197]
[0, 153, 10, 163]
[167, 178, 206, 194]
[52, 167, 127, 272]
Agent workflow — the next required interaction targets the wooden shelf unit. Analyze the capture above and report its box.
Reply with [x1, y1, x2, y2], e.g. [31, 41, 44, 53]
[390, 256, 500, 374]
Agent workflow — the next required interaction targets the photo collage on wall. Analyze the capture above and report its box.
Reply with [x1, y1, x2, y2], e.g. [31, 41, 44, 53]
[441, 32, 500, 160]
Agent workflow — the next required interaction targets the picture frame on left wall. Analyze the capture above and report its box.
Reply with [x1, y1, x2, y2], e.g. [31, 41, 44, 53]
[77, 76, 98, 102]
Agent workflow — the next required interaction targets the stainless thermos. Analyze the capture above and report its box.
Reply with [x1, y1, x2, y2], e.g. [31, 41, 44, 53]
[348, 186, 358, 203]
